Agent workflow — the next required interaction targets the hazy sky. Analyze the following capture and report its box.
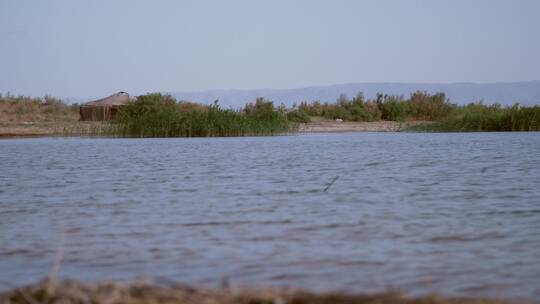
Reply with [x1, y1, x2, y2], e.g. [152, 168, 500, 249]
[1, 0, 539, 97]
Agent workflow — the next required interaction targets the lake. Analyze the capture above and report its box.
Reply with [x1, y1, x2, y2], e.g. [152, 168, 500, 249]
[1, 133, 539, 300]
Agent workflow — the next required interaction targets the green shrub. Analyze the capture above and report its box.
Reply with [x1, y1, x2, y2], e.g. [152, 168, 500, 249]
[115, 94, 291, 137]
[287, 109, 311, 123]
[299, 100, 323, 116]
[408, 91, 455, 120]
[379, 95, 409, 121]
[362, 101, 382, 121]
[322, 104, 352, 120]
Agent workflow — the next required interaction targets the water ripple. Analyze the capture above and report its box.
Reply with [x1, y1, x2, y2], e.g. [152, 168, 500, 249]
[1, 133, 539, 300]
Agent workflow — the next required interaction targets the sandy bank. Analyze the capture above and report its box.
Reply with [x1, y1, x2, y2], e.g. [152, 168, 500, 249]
[0, 279, 518, 304]
[0, 122, 109, 138]
[0, 123, 64, 138]
[299, 120, 428, 133]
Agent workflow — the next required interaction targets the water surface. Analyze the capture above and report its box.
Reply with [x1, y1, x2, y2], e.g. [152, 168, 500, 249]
[1, 133, 539, 300]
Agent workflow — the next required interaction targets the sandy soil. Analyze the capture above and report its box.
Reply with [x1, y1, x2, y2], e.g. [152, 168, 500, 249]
[299, 120, 428, 133]
[0, 122, 108, 138]
[0, 122, 64, 138]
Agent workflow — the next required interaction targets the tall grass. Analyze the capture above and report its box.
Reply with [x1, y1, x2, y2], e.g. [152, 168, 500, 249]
[410, 104, 540, 132]
[112, 94, 292, 137]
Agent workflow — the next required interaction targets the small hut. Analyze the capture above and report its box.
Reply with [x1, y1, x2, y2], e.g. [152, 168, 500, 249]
[79, 92, 131, 121]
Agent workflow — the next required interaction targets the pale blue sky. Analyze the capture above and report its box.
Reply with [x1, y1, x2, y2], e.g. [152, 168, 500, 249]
[1, 0, 539, 97]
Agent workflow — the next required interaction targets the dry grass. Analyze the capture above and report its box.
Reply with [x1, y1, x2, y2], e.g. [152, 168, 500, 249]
[0, 95, 80, 137]
[0, 98, 78, 124]
[0, 279, 522, 304]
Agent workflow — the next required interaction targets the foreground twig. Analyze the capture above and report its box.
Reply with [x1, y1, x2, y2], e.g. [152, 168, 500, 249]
[0, 279, 519, 304]
[323, 176, 339, 192]
[46, 234, 65, 294]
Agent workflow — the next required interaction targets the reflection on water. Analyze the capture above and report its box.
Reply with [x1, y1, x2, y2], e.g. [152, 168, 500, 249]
[1, 133, 540, 300]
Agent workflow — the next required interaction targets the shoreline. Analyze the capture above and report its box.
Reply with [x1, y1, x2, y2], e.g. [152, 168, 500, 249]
[0, 279, 520, 304]
[0, 121, 112, 139]
[0, 122, 72, 138]
[0, 121, 426, 138]
[298, 120, 427, 133]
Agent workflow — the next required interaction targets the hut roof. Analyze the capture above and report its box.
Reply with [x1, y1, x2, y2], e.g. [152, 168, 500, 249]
[82, 92, 131, 107]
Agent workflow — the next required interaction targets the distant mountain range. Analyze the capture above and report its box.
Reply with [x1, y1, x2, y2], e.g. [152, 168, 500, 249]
[168, 81, 540, 108]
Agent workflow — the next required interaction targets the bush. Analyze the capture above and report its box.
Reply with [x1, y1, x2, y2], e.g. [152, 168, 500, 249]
[379, 95, 409, 121]
[299, 100, 323, 116]
[362, 101, 382, 121]
[408, 91, 455, 120]
[115, 94, 291, 137]
[322, 104, 352, 120]
[287, 109, 311, 123]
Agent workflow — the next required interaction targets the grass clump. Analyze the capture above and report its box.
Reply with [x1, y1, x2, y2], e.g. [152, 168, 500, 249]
[113, 94, 292, 137]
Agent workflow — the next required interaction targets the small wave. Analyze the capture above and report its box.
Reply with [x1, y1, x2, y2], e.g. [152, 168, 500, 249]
[336, 260, 385, 266]
[171, 188, 198, 193]
[289, 223, 358, 232]
[429, 232, 505, 243]
[483, 209, 540, 216]
[0, 249, 31, 256]
[176, 219, 294, 227]
[253, 189, 322, 196]
[0, 208, 38, 215]
[270, 273, 309, 280]
[0, 248, 53, 258]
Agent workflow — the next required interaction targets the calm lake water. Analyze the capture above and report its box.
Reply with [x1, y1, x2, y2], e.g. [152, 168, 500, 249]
[1, 133, 540, 300]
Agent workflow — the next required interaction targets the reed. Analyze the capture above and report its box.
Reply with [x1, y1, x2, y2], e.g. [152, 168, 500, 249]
[410, 104, 540, 132]
[111, 94, 292, 137]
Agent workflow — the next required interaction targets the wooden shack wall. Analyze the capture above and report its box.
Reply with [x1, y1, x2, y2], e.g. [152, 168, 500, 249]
[79, 105, 123, 121]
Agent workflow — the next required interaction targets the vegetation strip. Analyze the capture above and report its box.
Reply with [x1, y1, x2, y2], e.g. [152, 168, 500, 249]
[1, 91, 539, 137]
